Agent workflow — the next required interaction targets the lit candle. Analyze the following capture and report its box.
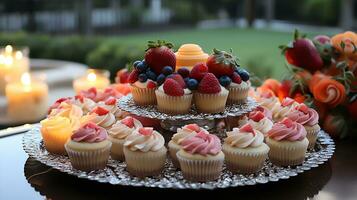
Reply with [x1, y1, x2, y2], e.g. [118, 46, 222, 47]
[6, 73, 48, 122]
[73, 69, 110, 94]
[0, 45, 30, 95]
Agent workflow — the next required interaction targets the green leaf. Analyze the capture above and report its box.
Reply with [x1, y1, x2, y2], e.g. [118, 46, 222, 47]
[336, 61, 347, 69]
[294, 29, 299, 40]
[340, 41, 346, 50]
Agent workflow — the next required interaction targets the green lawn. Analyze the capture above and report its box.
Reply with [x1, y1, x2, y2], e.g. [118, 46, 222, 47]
[106, 28, 330, 79]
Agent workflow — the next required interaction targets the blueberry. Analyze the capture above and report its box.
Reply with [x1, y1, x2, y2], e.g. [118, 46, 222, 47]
[146, 70, 157, 81]
[234, 66, 240, 73]
[141, 60, 148, 67]
[219, 76, 232, 87]
[133, 60, 141, 67]
[157, 74, 166, 85]
[187, 79, 198, 90]
[177, 67, 190, 78]
[184, 77, 190, 84]
[136, 62, 148, 72]
[138, 73, 148, 82]
[162, 66, 173, 75]
[238, 69, 250, 81]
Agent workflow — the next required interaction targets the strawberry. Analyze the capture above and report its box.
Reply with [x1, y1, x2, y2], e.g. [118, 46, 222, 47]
[206, 48, 239, 77]
[168, 73, 186, 88]
[75, 95, 84, 103]
[105, 97, 117, 105]
[296, 103, 309, 113]
[163, 78, 184, 96]
[80, 87, 97, 101]
[189, 63, 208, 81]
[280, 30, 323, 72]
[147, 80, 157, 89]
[129, 114, 161, 129]
[231, 72, 242, 84]
[198, 73, 221, 94]
[240, 124, 255, 135]
[115, 68, 130, 84]
[48, 97, 72, 114]
[92, 106, 109, 116]
[128, 69, 140, 84]
[139, 127, 154, 136]
[281, 97, 296, 107]
[144, 40, 176, 74]
[185, 124, 201, 132]
[281, 118, 294, 128]
[121, 117, 135, 128]
[249, 111, 265, 122]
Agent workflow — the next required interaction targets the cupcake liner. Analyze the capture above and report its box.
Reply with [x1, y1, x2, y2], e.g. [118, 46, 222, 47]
[222, 144, 269, 174]
[123, 147, 167, 178]
[130, 86, 156, 105]
[194, 91, 228, 114]
[168, 141, 181, 168]
[176, 151, 224, 182]
[266, 137, 308, 167]
[155, 90, 193, 114]
[227, 86, 249, 104]
[305, 124, 321, 149]
[65, 142, 111, 171]
[108, 136, 125, 161]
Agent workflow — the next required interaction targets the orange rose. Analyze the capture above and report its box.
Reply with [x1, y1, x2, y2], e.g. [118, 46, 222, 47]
[331, 31, 357, 61]
[260, 79, 281, 96]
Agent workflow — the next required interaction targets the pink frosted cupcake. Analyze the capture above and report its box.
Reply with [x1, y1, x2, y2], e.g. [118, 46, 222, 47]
[107, 116, 143, 160]
[272, 97, 300, 121]
[168, 124, 204, 168]
[98, 97, 129, 120]
[73, 95, 97, 114]
[90, 106, 116, 129]
[248, 110, 273, 136]
[287, 104, 320, 149]
[223, 124, 269, 173]
[266, 118, 309, 166]
[177, 130, 224, 182]
[65, 122, 112, 171]
[257, 92, 280, 111]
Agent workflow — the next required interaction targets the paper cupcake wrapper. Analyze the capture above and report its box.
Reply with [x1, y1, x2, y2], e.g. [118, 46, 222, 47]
[194, 92, 228, 113]
[227, 86, 249, 104]
[65, 143, 111, 171]
[266, 138, 308, 167]
[130, 86, 156, 105]
[176, 152, 224, 182]
[155, 91, 193, 114]
[109, 137, 125, 161]
[305, 125, 320, 149]
[123, 147, 167, 178]
[222, 144, 269, 174]
[168, 141, 181, 168]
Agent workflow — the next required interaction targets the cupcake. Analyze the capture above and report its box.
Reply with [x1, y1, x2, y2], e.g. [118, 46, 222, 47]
[107, 116, 143, 161]
[287, 104, 320, 149]
[266, 118, 309, 166]
[130, 79, 157, 105]
[123, 127, 167, 177]
[74, 95, 97, 114]
[155, 76, 193, 114]
[194, 73, 228, 113]
[257, 91, 280, 111]
[65, 122, 112, 171]
[177, 130, 224, 182]
[175, 44, 208, 70]
[90, 106, 116, 129]
[272, 97, 300, 121]
[223, 124, 269, 173]
[248, 110, 273, 136]
[40, 116, 73, 155]
[255, 106, 273, 120]
[48, 101, 83, 130]
[168, 123, 203, 168]
[227, 79, 251, 104]
[98, 97, 129, 120]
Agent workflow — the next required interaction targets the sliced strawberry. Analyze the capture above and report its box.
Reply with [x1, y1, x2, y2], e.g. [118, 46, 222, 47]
[232, 72, 242, 84]
[189, 63, 208, 81]
[146, 80, 157, 89]
[281, 97, 296, 107]
[128, 69, 140, 84]
[168, 74, 186, 88]
[92, 106, 109, 116]
[249, 111, 265, 122]
[116, 68, 130, 84]
[198, 73, 221, 94]
[185, 124, 201, 132]
[163, 78, 184, 96]
[297, 104, 309, 113]
[121, 117, 135, 128]
[240, 124, 255, 136]
[281, 118, 294, 128]
[105, 97, 117, 105]
[138, 127, 153, 136]
[75, 95, 84, 103]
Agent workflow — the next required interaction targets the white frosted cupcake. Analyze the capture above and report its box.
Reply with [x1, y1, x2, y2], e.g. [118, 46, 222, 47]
[272, 97, 300, 122]
[248, 110, 273, 136]
[107, 116, 143, 161]
[223, 124, 269, 173]
[131, 80, 157, 105]
[257, 92, 280, 111]
[98, 97, 129, 120]
[227, 80, 251, 104]
[168, 124, 204, 168]
[74, 95, 97, 114]
[123, 127, 167, 177]
[90, 106, 116, 129]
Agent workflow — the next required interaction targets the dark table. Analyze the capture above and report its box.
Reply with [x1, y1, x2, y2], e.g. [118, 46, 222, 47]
[0, 133, 356, 200]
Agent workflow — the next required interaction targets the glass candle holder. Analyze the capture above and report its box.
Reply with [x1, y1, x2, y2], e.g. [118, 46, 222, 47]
[73, 69, 110, 94]
[5, 72, 48, 122]
[0, 45, 30, 95]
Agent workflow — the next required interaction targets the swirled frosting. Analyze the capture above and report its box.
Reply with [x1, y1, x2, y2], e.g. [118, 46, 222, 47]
[180, 130, 221, 156]
[267, 118, 307, 141]
[287, 104, 319, 126]
[255, 106, 273, 120]
[272, 97, 300, 120]
[248, 118, 273, 135]
[225, 124, 264, 148]
[48, 102, 83, 130]
[171, 124, 205, 144]
[108, 116, 143, 139]
[71, 122, 108, 143]
[259, 95, 280, 110]
[91, 107, 116, 128]
[124, 127, 165, 152]
[41, 116, 73, 134]
[97, 97, 128, 119]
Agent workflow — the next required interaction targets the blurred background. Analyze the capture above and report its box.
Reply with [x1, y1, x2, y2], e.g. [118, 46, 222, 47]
[0, 0, 355, 80]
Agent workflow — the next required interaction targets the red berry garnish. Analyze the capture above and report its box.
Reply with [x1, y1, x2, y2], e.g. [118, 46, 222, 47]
[138, 127, 154, 136]
[128, 69, 140, 84]
[144, 40, 176, 75]
[281, 97, 295, 107]
[198, 73, 221, 94]
[240, 124, 255, 136]
[232, 72, 242, 84]
[75, 95, 84, 103]
[185, 124, 201, 132]
[281, 118, 294, 128]
[169, 74, 186, 88]
[105, 97, 117, 105]
[163, 78, 184, 96]
[297, 104, 309, 113]
[121, 117, 135, 128]
[189, 63, 208, 81]
[249, 111, 265, 122]
[92, 106, 109, 116]
[147, 80, 157, 89]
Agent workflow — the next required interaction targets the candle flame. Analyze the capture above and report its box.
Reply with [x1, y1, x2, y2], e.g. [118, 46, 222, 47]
[87, 72, 97, 82]
[21, 73, 31, 85]
[5, 45, 13, 53]
[15, 51, 23, 59]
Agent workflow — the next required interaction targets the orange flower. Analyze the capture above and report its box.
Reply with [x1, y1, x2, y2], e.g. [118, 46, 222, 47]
[295, 70, 312, 84]
[259, 79, 281, 96]
[309, 71, 326, 92]
[331, 31, 357, 61]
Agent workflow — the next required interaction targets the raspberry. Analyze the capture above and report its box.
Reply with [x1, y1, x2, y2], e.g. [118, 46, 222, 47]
[198, 73, 221, 94]
[163, 78, 184, 96]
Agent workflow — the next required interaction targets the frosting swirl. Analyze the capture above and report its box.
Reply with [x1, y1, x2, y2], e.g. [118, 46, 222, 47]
[248, 118, 273, 135]
[71, 122, 108, 143]
[259, 96, 280, 110]
[180, 131, 221, 156]
[108, 117, 143, 139]
[41, 116, 73, 133]
[272, 97, 300, 120]
[225, 126, 264, 148]
[91, 107, 116, 128]
[124, 127, 165, 152]
[287, 104, 319, 126]
[267, 118, 307, 141]
[171, 124, 205, 144]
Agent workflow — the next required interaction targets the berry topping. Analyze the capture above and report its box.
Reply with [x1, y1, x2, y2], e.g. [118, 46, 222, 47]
[168, 73, 186, 88]
[92, 106, 109, 116]
[281, 97, 296, 107]
[281, 118, 294, 128]
[240, 124, 255, 136]
[105, 97, 117, 105]
[219, 75, 232, 87]
[296, 104, 309, 113]
[237, 68, 250, 81]
[163, 78, 184, 96]
[135, 61, 148, 72]
[232, 72, 242, 84]
[133, 60, 141, 67]
[206, 48, 239, 77]
[138, 73, 148, 82]
[146, 70, 157, 81]
[145, 40, 176, 74]
[128, 69, 140, 84]
[177, 67, 190, 78]
[139, 127, 154, 136]
[121, 116, 135, 128]
[187, 78, 198, 90]
[198, 73, 221, 94]
[147, 80, 157, 89]
[190, 63, 208, 81]
[185, 124, 201, 132]
[157, 74, 166, 85]
[162, 66, 174, 75]
[75, 95, 84, 103]
[249, 111, 265, 122]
